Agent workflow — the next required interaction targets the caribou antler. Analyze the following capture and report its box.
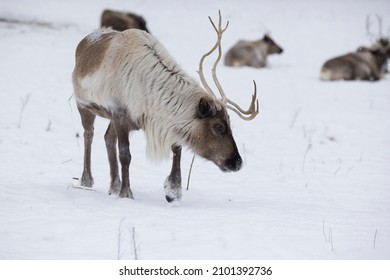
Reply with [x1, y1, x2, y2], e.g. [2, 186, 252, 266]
[198, 10, 259, 121]
[376, 14, 383, 38]
[366, 14, 385, 41]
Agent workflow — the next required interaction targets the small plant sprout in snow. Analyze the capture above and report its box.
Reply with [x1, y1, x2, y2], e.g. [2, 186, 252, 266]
[17, 93, 31, 128]
[322, 220, 335, 253]
[118, 218, 139, 260]
[302, 139, 312, 172]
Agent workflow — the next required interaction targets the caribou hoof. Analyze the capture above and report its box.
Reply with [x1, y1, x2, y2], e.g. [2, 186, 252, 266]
[108, 179, 121, 195]
[165, 195, 182, 206]
[164, 189, 182, 203]
[80, 173, 94, 188]
[164, 177, 182, 203]
[119, 188, 134, 199]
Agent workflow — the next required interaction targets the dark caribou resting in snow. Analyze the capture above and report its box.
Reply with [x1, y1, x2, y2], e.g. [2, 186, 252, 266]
[72, 12, 258, 202]
[320, 46, 388, 81]
[100, 9, 150, 32]
[320, 16, 390, 81]
[224, 34, 283, 68]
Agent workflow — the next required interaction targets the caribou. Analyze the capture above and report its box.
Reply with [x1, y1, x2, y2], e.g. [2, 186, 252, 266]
[101, 9, 150, 32]
[320, 15, 389, 81]
[224, 34, 283, 68]
[320, 47, 387, 81]
[72, 11, 259, 202]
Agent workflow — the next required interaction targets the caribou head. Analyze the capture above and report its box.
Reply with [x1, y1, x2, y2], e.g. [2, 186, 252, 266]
[190, 11, 259, 172]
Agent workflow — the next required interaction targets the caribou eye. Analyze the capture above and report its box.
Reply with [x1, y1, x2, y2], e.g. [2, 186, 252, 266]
[212, 123, 226, 135]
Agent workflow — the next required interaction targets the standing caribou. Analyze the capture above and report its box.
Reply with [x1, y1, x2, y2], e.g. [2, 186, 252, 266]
[224, 34, 283, 68]
[72, 12, 258, 202]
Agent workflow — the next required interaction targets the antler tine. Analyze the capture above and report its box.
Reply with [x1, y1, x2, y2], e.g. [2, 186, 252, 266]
[197, 42, 218, 98]
[209, 10, 229, 103]
[197, 10, 229, 99]
[208, 10, 230, 34]
[366, 15, 375, 41]
[226, 80, 259, 120]
[376, 14, 383, 37]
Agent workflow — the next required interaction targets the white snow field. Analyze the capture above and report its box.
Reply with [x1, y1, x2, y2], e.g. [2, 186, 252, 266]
[0, 0, 389, 260]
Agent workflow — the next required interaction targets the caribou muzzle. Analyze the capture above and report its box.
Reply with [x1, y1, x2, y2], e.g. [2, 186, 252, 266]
[219, 153, 243, 172]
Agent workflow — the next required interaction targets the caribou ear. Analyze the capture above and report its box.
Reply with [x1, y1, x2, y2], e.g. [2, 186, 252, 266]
[197, 97, 217, 119]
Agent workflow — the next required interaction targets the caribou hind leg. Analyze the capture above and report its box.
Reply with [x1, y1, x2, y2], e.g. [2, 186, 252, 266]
[104, 122, 122, 195]
[78, 106, 96, 188]
[164, 145, 182, 202]
[112, 112, 134, 199]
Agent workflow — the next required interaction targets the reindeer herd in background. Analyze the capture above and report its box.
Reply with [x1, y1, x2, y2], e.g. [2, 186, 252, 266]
[101, 9, 389, 81]
[73, 9, 389, 202]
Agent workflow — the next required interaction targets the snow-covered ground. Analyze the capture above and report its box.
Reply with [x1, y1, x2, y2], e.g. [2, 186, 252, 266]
[0, 0, 389, 259]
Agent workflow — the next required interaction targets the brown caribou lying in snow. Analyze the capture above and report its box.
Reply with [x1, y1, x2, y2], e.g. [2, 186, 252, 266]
[321, 16, 390, 81]
[101, 9, 150, 32]
[320, 44, 388, 81]
[224, 34, 283, 68]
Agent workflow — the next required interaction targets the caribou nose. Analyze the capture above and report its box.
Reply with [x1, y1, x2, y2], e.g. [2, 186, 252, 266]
[233, 156, 243, 171]
[223, 154, 243, 172]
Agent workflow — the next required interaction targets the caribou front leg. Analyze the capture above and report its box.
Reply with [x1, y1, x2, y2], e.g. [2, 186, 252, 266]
[164, 145, 182, 202]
